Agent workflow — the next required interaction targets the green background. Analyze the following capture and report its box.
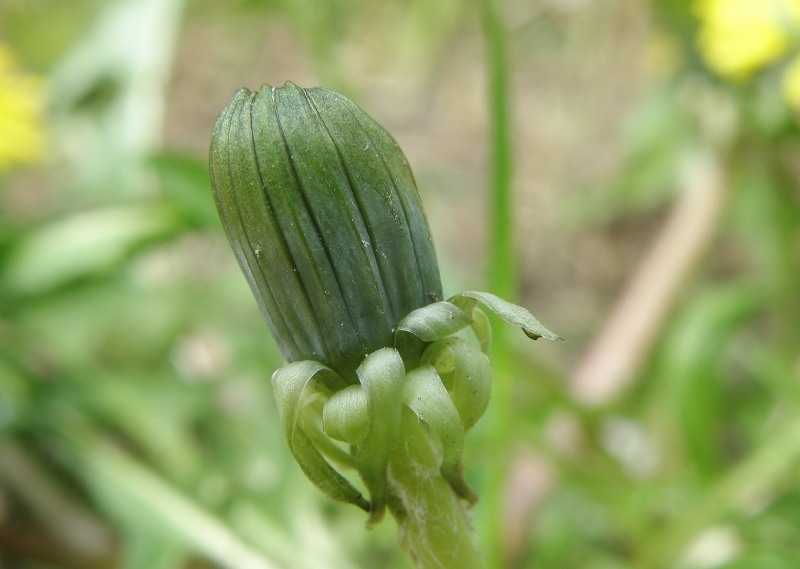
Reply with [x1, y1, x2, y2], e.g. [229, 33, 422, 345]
[1, 0, 799, 568]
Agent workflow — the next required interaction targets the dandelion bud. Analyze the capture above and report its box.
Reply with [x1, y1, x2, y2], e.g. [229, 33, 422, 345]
[209, 81, 559, 523]
[210, 82, 442, 380]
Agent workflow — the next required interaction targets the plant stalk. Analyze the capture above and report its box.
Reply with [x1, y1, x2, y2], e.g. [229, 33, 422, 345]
[387, 409, 484, 569]
[480, 0, 515, 302]
[479, 0, 516, 566]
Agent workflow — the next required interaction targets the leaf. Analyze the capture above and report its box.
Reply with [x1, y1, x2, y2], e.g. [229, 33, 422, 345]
[353, 348, 405, 525]
[4, 205, 176, 297]
[70, 435, 279, 569]
[421, 338, 492, 431]
[395, 301, 473, 364]
[396, 301, 473, 342]
[323, 385, 369, 445]
[402, 366, 476, 503]
[470, 307, 492, 354]
[449, 290, 562, 341]
[271, 361, 369, 511]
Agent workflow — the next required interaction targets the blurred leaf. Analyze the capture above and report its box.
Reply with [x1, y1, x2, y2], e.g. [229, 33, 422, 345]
[652, 282, 768, 474]
[569, 83, 694, 223]
[613, 85, 692, 207]
[84, 371, 205, 480]
[120, 536, 187, 569]
[151, 153, 219, 229]
[69, 431, 281, 569]
[2, 204, 178, 298]
[720, 552, 799, 569]
[0, 360, 30, 432]
[0, 0, 104, 70]
[729, 156, 800, 293]
[526, 489, 623, 569]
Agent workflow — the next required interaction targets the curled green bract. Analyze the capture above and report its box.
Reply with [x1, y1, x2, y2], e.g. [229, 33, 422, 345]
[266, 289, 558, 522]
[209, 82, 560, 527]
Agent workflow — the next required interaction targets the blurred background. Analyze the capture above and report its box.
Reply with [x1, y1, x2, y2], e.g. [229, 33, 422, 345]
[1, 0, 799, 568]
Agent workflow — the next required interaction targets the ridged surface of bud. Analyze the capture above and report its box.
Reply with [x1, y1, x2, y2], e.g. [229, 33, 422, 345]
[210, 82, 443, 381]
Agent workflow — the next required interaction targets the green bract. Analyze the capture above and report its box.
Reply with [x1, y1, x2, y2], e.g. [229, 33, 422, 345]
[209, 82, 442, 381]
[209, 82, 559, 525]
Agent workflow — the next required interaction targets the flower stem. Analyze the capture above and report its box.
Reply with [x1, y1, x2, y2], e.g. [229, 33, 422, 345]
[387, 408, 484, 569]
[481, 0, 515, 302]
[479, 0, 516, 566]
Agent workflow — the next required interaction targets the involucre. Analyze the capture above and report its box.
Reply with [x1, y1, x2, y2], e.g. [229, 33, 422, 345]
[210, 82, 442, 381]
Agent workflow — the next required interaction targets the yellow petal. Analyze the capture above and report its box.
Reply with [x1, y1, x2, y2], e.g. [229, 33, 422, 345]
[695, 0, 800, 78]
[0, 44, 46, 170]
[782, 56, 800, 108]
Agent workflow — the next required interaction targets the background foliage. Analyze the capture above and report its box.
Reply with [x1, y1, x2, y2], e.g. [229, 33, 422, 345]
[1, 0, 799, 568]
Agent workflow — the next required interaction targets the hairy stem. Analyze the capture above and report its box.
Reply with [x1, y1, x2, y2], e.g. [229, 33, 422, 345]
[387, 409, 484, 569]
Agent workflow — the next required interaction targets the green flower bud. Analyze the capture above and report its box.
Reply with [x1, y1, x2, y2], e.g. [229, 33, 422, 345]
[210, 82, 443, 381]
[210, 81, 560, 523]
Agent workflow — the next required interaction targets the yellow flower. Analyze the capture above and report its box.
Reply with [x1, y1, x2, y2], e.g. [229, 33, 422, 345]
[695, 0, 800, 77]
[0, 44, 46, 171]
[782, 55, 800, 108]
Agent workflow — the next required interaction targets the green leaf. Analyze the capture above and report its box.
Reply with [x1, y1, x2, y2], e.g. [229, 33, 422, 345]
[4, 205, 176, 297]
[271, 361, 369, 511]
[396, 301, 473, 342]
[449, 290, 561, 341]
[150, 152, 217, 229]
[395, 301, 472, 364]
[421, 338, 492, 431]
[470, 307, 492, 354]
[299, 392, 359, 470]
[69, 434, 279, 569]
[403, 366, 476, 503]
[353, 348, 405, 525]
[323, 385, 369, 445]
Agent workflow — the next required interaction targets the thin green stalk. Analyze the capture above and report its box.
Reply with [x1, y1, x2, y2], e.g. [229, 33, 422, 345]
[481, 0, 515, 303]
[387, 408, 484, 569]
[479, 0, 516, 566]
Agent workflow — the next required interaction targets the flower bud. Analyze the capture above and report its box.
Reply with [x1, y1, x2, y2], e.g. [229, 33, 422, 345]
[209, 82, 442, 381]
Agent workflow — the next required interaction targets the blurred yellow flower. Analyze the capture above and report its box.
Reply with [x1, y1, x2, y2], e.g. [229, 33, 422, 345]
[0, 44, 46, 171]
[695, 0, 800, 108]
[782, 55, 800, 106]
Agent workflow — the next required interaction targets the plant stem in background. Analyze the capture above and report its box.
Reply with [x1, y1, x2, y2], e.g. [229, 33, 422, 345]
[480, 0, 515, 303]
[387, 409, 484, 569]
[479, 0, 516, 566]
